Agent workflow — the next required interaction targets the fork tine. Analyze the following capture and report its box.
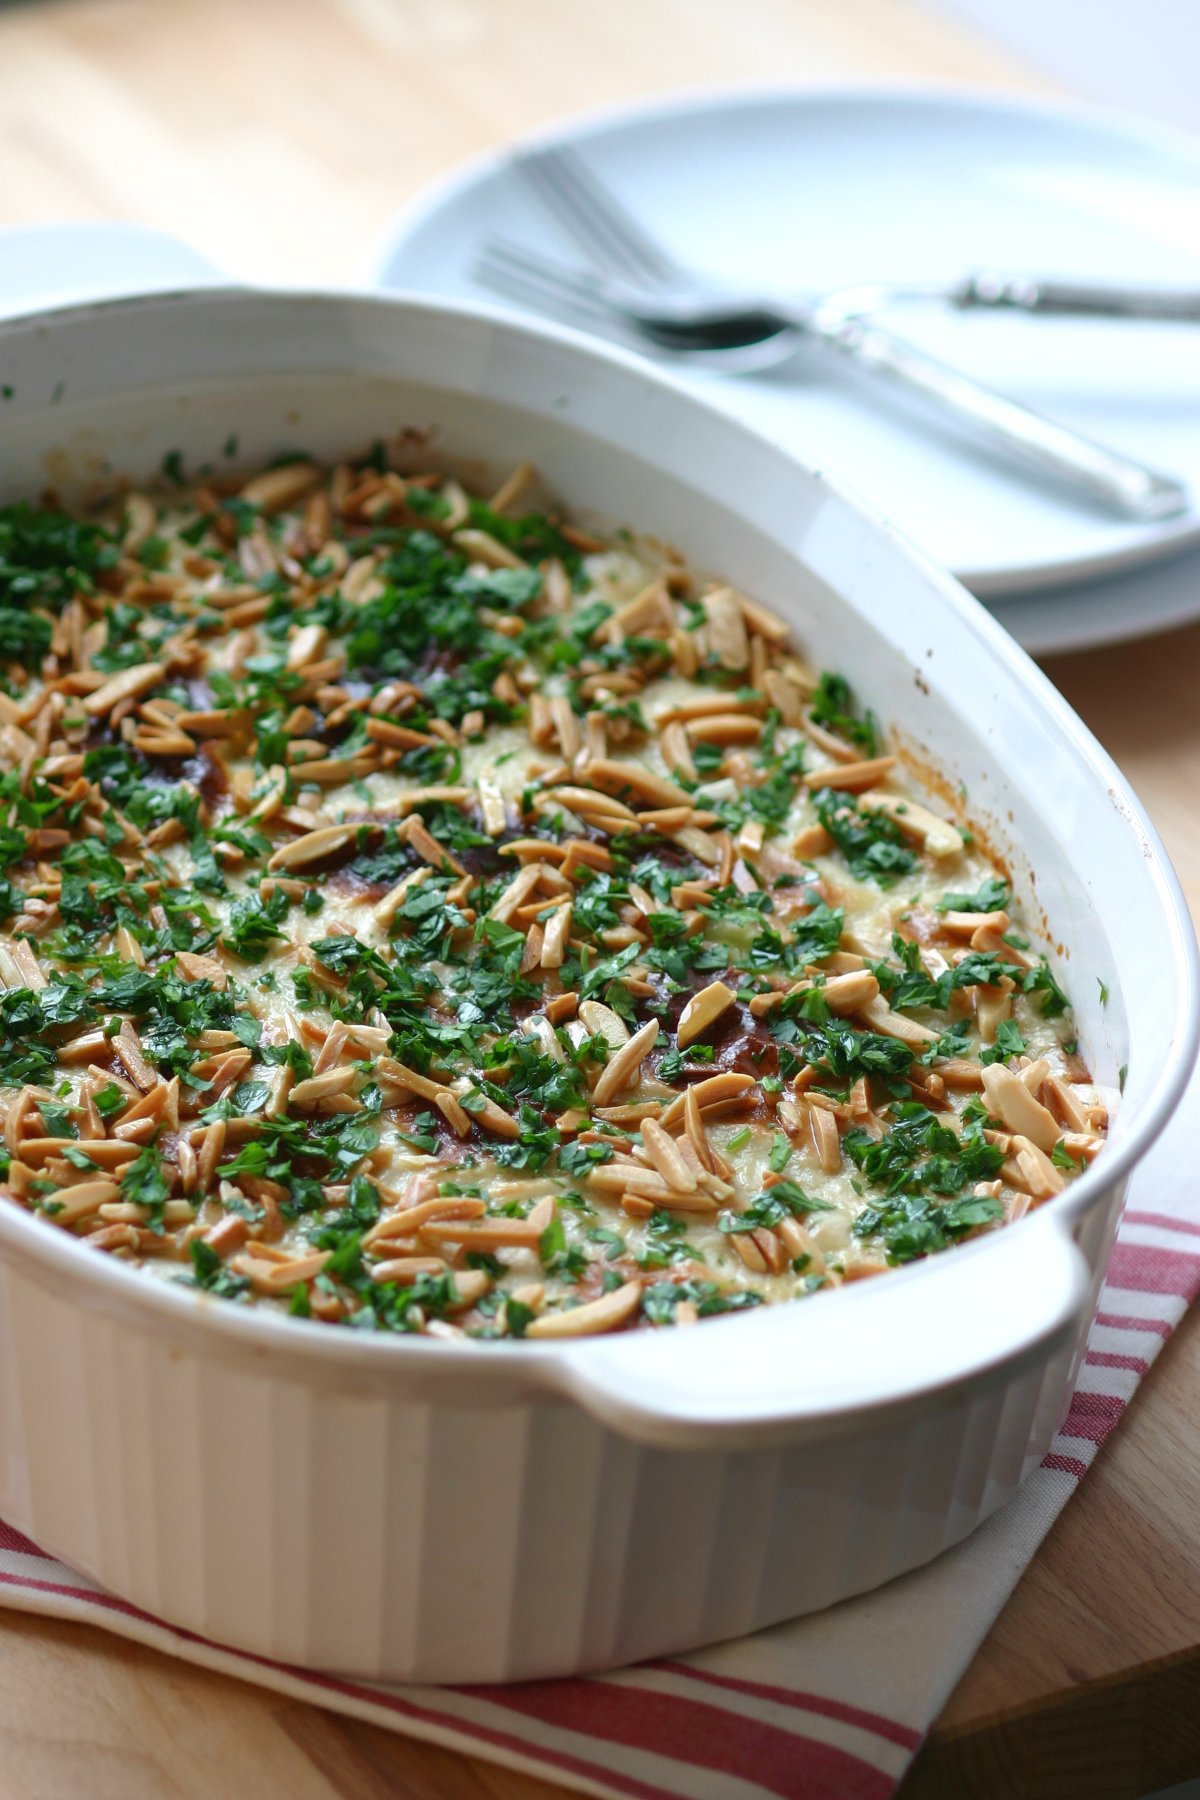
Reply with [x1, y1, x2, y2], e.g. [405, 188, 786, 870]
[514, 145, 682, 289]
[476, 240, 617, 313]
[474, 240, 631, 333]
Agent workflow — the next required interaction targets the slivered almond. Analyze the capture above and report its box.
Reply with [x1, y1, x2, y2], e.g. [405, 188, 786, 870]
[366, 1195, 486, 1245]
[975, 984, 1012, 1044]
[376, 1058, 445, 1104]
[685, 714, 762, 746]
[801, 969, 877, 1015]
[584, 758, 692, 810]
[488, 460, 535, 515]
[937, 1059, 985, 1090]
[802, 756, 897, 794]
[738, 594, 791, 640]
[731, 1233, 769, 1274]
[586, 1164, 672, 1200]
[420, 1214, 542, 1250]
[858, 791, 963, 860]
[398, 813, 465, 875]
[490, 862, 547, 923]
[541, 902, 572, 967]
[640, 1118, 696, 1193]
[382, 785, 474, 815]
[673, 824, 722, 867]
[434, 1089, 472, 1137]
[42, 1179, 121, 1223]
[857, 994, 939, 1047]
[676, 980, 736, 1049]
[453, 527, 527, 569]
[176, 950, 228, 989]
[374, 864, 430, 927]
[286, 622, 328, 673]
[453, 1085, 521, 1139]
[233, 1249, 332, 1293]
[939, 909, 1011, 937]
[289, 753, 376, 786]
[477, 768, 508, 835]
[608, 579, 673, 639]
[980, 1063, 1059, 1154]
[524, 1279, 642, 1339]
[550, 696, 582, 761]
[792, 825, 833, 858]
[1045, 1074, 1091, 1135]
[660, 1072, 757, 1131]
[116, 1022, 157, 1091]
[289, 1067, 360, 1108]
[660, 720, 698, 781]
[240, 462, 323, 513]
[578, 999, 631, 1049]
[970, 924, 1030, 967]
[267, 823, 359, 872]
[592, 1018, 660, 1106]
[365, 717, 440, 750]
[83, 663, 165, 717]
[806, 1103, 842, 1173]
[1003, 1135, 1066, 1200]
[545, 786, 637, 820]
[370, 1256, 449, 1284]
[703, 588, 750, 670]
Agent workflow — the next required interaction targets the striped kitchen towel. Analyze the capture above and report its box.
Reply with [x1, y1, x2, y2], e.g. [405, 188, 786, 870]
[2, 1068, 1197, 1800]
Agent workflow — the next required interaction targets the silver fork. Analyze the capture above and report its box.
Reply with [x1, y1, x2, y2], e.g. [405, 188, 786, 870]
[478, 146, 1189, 523]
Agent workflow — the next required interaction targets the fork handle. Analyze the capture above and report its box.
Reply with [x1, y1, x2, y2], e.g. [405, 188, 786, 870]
[812, 312, 1189, 522]
[953, 272, 1200, 322]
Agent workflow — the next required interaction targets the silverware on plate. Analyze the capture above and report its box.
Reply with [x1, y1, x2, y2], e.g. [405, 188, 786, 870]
[832, 271, 1200, 322]
[473, 145, 1189, 523]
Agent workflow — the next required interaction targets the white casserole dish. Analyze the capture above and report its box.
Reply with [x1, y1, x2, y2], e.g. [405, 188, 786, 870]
[0, 284, 1193, 1682]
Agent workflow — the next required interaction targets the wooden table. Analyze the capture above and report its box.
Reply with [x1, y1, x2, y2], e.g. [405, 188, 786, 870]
[0, 4, 1197, 1796]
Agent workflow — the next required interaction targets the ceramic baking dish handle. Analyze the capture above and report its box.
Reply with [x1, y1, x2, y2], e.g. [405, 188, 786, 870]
[550, 1213, 1094, 1451]
[0, 222, 224, 318]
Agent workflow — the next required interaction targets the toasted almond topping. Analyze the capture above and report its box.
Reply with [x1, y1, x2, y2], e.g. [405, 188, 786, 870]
[858, 790, 964, 860]
[980, 1064, 1060, 1154]
[420, 1214, 541, 1250]
[975, 984, 1012, 1045]
[453, 527, 527, 569]
[266, 823, 359, 871]
[640, 1118, 697, 1193]
[806, 1103, 842, 1174]
[857, 994, 939, 1047]
[584, 758, 693, 810]
[592, 1018, 660, 1107]
[703, 587, 750, 670]
[938, 909, 1011, 937]
[578, 999, 631, 1049]
[233, 1248, 331, 1293]
[524, 1279, 642, 1339]
[685, 713, 763, 746]
[676, 979, 736, 1049]
[176, 950, 229, 989]
[82, 663, 165, 717]
[240, 462, 323, 513]
[803, 756, 897, 794]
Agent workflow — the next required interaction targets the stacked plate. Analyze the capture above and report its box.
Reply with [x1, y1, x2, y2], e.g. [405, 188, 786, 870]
[372, 87, 1200, 655]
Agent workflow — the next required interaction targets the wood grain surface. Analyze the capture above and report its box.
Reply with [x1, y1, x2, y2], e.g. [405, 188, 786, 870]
[0, 4, 1197, 1798]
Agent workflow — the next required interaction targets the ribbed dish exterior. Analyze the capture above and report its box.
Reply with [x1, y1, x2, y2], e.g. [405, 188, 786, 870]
[0, 1218, 1107, 1684]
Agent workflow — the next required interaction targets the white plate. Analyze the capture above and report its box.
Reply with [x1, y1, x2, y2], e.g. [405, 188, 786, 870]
[373, 84, 1200, 610]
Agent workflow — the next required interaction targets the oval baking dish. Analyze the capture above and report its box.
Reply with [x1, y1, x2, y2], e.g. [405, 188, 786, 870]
[0, 288, 1194, 1682]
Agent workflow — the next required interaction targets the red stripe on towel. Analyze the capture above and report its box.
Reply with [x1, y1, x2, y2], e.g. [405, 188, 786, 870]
[1104, 1242, 1200, 1297]
[651, 1660, 921, 1751]
[455, 1675, 895, 1800]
